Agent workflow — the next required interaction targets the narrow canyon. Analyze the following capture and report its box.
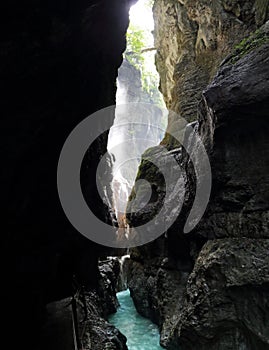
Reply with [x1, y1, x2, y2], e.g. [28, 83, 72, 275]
[1, 0, 269, 350]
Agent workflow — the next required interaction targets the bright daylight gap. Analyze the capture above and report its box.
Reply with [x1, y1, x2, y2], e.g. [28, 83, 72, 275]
[107, 0, 168, 239]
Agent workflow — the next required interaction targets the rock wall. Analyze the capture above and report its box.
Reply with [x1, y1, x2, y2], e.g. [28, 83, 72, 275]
[153, 0, 269, 146]
[127, 1, 269, 348]
[78, 260, 128, 350]
[165, 24, 269, 349]
[79, 290, 128, 350]
[167, 238, 269, 350]
[1, 0, 134, 348]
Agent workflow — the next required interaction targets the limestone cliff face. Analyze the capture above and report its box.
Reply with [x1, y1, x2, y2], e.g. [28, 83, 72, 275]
[165, 25, 269, 349]
[153, 0, 269, 146]
[127, 2, 269, 348]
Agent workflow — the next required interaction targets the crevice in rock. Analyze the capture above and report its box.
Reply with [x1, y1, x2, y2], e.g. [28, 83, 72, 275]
[2, 0, 269, 349]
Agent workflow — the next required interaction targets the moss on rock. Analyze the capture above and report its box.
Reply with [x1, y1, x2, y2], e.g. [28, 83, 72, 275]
[225, 23, 269, 64]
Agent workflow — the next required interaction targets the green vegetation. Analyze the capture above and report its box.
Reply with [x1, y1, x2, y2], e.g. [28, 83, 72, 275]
[125, 19, 164, 107]
[125, 24, 146, 69]
[228, 28, 269, 64]
[146, 0, 154, 6]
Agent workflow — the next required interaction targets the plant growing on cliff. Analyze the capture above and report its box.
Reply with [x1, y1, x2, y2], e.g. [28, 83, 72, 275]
[125, 24, 146, 69]
[227, 27, 269, 64]
[125, 23, 163, 106]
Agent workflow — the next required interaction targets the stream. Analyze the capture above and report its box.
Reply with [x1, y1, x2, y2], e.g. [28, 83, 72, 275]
[108, 289, 164, 350]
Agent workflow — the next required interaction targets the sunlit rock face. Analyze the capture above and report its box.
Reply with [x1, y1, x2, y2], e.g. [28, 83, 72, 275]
[127, 2, 269, 348]
[153, 0, 269, 145]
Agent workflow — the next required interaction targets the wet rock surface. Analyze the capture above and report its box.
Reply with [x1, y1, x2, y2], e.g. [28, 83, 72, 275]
[196, 23, 269, 240]
[77, 258, 129, 350]
[99, 255, 132, 293]
[128, 255, 189, 346]
[127, 11, 269, 350]
[167, 239, 269, 350]
[78, 290, 128, 350]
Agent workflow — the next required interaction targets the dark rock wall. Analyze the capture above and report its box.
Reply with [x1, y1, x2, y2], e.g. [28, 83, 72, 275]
[127, 2, 269, 349]
[78, 259, 128, 350]
[168, 239, 269, 350]
[1, 0, 133, 348]
[166, 26, 269, 350]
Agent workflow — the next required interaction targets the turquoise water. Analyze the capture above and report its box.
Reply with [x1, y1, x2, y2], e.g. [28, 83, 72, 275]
[108, 289, 164, 350]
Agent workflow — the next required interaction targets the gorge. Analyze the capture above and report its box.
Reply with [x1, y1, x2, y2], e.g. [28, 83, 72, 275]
[1, 0, 269, 350]
[109, 289, 164, 350]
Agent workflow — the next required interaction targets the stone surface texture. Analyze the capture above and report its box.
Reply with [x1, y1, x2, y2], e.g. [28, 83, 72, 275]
[127, 3, 269, 348]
